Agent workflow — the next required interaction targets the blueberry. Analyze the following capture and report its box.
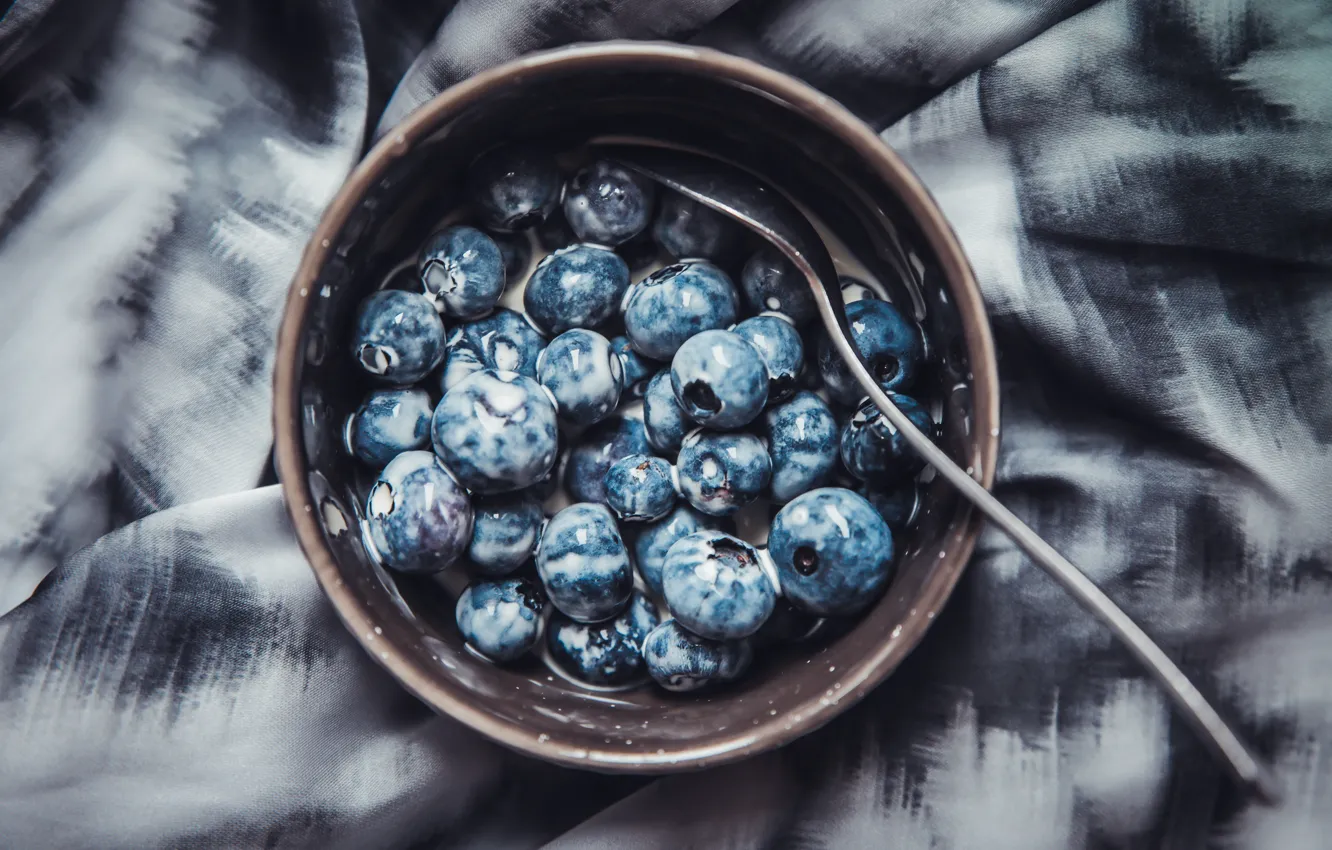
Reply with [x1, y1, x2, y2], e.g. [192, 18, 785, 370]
[563, 159, 656, 246]
[604, 454, 678, 522]
[817, 299, 922, 405]
[466, 144, 562, 232]
[641, 620, 752, 692]
[524, 244, 630, 335]
[418, 225, 505, 320]
[455, 577, 545, 662]
[839, 394, 933, 483]
[439, 307, 547, 393]
[633, 505, 730, 598]
[839, 273, 879, 304]
[643, 370, 689, 455]
[859, 482, 921, 530]
[536, 329, 624, 425]
[346, 388, 433, 467]
[768, 487, 895, 616]
[652, 191, 745, 262]
[536, 503, 633, 622]
[547, 592, 660, 686]
[733, 315, 803, 404]
[622, 261, 740, 361]
[564, 416, 651, 504]
[431, 370, 559, 493]
[350, 290, 446, 384]
[661, 531, 776, 640]
[670, 329, 769, 430]
[492, 231, 532, 280]
[468, 493, 545, 576]
[675, 430, 772, 516]
[740, 245, 817, 326]
[365, 451, 473, 574]
[761, 390, 839, 503]
[610, 335, 656, 397]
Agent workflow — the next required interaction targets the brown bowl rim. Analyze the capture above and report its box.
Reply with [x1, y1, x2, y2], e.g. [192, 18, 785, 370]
[273, 41, 999, 773]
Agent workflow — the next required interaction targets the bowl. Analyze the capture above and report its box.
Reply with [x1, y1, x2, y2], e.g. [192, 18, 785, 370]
[273, 42, 999, 772]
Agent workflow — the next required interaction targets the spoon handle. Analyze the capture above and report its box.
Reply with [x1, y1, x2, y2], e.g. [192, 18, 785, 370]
[599, 142, 1280, 803]
[825, 321, 1284, 805]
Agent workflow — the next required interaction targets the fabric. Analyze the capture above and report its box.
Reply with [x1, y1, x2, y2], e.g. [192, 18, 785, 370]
[1, 0, 1330, 846]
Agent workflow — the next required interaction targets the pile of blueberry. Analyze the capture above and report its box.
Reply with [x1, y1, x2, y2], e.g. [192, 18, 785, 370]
[345, 144, 935, 693]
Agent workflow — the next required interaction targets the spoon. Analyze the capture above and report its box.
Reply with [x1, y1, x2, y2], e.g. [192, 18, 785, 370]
[600, 143, 1283, 805]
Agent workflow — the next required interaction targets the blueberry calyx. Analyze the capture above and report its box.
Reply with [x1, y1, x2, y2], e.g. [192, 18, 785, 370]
[515, 577, 546, 611]
[873, 355, 900, 384]
[505, 210, 543, 230]
[793, 545, 819, 576]
[710, 536, 754, 568]
[358, 344, 395, 375]
[682, 381, 721, 415]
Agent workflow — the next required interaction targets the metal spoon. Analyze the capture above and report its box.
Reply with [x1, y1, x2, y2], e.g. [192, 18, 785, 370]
[600, 143, 1283, 805]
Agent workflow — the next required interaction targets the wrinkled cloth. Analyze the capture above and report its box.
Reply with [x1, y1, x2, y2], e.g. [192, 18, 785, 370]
[2, 1, 1331, 847]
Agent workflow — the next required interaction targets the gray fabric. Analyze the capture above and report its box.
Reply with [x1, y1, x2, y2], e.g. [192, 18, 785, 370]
[1, 0, 1330, 846]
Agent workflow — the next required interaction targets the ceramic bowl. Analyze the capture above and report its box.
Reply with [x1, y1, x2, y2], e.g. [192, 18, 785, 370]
[273, 42, 998, 772]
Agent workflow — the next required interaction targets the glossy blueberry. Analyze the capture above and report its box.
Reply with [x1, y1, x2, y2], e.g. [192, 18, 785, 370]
[564, 416, 651, 504]
[563, 159, 656, 246]
[536, 329, 624, 425]
[859, 482, 921, 530]
[365, 451, 473, 574]
[468, 493, 545, 576]
[839, 394, 933, 483]
[817, 299, 923, 405]
[346, 388, 433, 467]
[455, 577, 545, 662]
[643, 370, 689, 455]
[604, 454, 678, 522]
[536, 503, 633, 622]
[492, 231, 532, 280]
[610, 335, 655, 397]
[641, 620, 752, 692]
[524, 244, 631, 335]
[670, 330, 769, 430]
[676, 430, 772, 516]
[633, 505, 729, 598]
[740, 244, 817, 326]
[465, 144, 562, 232]
[733, 314, 804, 404]
[839, 272, 879, 304]
[431, 370, 559, 493]
[439, 308, 547, 393]
[652, 191, 745, 262]
[350, 290, 446, 384]
[418, 225, 505, 320]
[622, 261, 740, 361]
[769, 487, 896, 616]
[547, 592, 660, 687]
[661, 531, 776, 640]
[761, 390, 839, 503]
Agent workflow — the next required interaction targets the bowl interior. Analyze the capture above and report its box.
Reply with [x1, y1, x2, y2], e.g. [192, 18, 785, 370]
[279, 45, 996, 772]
